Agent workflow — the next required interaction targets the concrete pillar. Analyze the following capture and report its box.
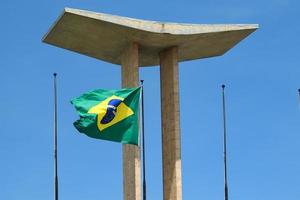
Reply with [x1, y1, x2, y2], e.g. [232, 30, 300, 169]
[121, 42, 141, 200]
[160, 46, 183, 200]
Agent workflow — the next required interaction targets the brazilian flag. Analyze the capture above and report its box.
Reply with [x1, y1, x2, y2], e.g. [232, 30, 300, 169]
[71, 87, 141, 145]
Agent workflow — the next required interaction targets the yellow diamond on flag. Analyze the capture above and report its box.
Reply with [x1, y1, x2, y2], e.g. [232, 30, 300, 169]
[88, 95, 134, 131]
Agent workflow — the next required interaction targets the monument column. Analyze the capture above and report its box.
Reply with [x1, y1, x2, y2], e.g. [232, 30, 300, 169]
[121, 42, 141, 200]
[160, 46, 183, 200]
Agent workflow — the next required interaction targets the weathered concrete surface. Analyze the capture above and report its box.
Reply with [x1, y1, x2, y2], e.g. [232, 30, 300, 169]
[121, 43, 141, 200]
[43, 8, 258, 67]
[160, 47, 182, 200]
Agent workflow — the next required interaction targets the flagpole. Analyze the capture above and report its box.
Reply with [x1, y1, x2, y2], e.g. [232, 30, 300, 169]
[222, 84, 229, 200]
[298, 89, 300, 107]
[53, 73, 59, 200]
[140, 80, 147, 200]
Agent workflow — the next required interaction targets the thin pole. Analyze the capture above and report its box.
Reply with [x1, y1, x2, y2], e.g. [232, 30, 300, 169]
[53, 73, 58, 200]
[140, 80, 146, 200]
[222, 84, 229, 200]
[298, 89, 300, 108]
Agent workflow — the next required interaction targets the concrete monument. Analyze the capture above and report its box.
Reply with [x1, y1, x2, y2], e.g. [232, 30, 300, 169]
[43, 8, 258, 200]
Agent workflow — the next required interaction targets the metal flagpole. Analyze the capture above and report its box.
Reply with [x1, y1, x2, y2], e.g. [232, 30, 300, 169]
[140, 80, 147, 200]
[298, 89, 300, 108]
[222, 84, 229, 200]
[53, 73, 59, 200]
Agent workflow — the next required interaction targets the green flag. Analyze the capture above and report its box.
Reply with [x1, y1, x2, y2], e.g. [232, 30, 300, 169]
[71, 87, 141, 145]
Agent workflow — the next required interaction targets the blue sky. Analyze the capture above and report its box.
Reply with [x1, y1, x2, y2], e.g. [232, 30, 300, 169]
[1, 0, 300, 199]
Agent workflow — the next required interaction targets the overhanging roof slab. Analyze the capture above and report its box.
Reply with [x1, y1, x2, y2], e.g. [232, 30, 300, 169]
[43, 8, 258, 67]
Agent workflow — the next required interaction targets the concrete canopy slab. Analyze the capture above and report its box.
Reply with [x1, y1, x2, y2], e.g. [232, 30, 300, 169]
[43, 8, 258, 67]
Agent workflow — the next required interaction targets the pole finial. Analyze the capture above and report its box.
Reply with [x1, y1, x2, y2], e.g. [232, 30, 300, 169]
[53, 73, 57, 77]
[298, 88, 300, 93]
[222, 84, 225, 89]
[140, 79, 144, 83]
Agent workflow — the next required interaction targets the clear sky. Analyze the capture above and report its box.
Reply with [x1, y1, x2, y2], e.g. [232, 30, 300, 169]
[1, 0, 299, 200]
